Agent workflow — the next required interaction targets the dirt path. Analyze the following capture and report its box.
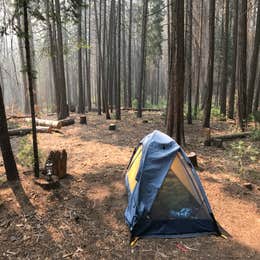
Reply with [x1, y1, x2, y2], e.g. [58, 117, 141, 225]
[0, 111, 259, 259]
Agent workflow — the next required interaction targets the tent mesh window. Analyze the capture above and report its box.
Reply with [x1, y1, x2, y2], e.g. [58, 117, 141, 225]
[150, 153, 210, 220]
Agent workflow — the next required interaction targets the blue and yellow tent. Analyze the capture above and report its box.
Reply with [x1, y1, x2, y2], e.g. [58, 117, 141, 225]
[125, 130, 220, 242]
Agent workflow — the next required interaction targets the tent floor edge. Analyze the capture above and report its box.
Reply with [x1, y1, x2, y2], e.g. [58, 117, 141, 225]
[210, 213, 222, 236]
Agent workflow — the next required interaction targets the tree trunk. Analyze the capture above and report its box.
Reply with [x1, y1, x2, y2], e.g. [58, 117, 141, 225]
[17, 16, 30, 114]
[137, 0, 149, 118]
[203, 0, 216, 128]
[166, 0, 175, 134]
[194, 0, 204, 119]
[228, 0, 238, 119]
[186, 0, 192, 124]
[78, 1, 85, 114]
[0, 81, 19, 181]
[94, 0, 102, 115]
[86, 0, 92, 111]
[253, 73, 260, 112]
[122, 0, 127, 108]
[116, 0, 121, 120]
[237, 0, 247, 131]
[247, 0, 260, 114]
[23, 0, 40, 178]
[219, 0, 229, 116]
[46, 0, 60, 116]
[54, 0, 69, 119]
[28, 19, 38, 105]
[173, 0, 185, 145]
[127, 0, 133, 108]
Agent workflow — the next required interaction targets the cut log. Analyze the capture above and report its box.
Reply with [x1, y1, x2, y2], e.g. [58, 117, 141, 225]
[25, 118, 62, 129]
[80, 115, 87, 124]
[8, 126, 51, 137]
[59, 118, 75, 127]
[188, 152, 198, 168]
[44, 150, 67, 179]
[109, 124, 116, 131]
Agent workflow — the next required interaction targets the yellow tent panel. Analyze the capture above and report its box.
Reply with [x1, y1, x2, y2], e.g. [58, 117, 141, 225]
[127, 146, 142, 192]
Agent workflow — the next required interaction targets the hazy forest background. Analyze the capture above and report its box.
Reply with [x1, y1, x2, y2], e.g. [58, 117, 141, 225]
[0, 0, 259, 259]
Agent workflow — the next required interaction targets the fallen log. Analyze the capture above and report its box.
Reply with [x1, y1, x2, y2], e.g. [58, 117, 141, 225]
[7, 115, 31, 120]
[59, 118, 75, 127]
[8, 126, 51, 137]
[210, 132, 252, 141]
[205, 132, 252, 146]
[122, 108, 163, 112]
[25, 118, 62, 129]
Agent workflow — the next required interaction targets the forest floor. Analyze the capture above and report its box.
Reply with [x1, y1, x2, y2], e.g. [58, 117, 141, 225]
[0, 110, 259, 259]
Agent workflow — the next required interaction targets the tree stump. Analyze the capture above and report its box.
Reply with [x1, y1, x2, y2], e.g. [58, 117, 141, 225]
[70, 105, 76, 113]
[188, 152, 198, 168]
[211, 138, 223, 148]
[80, 115, 87, 124]
[109, 124, 116, 131]
[45, 150, 67, 179]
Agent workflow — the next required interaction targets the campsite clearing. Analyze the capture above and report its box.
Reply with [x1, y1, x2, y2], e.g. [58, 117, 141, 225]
[0, 111, 259, 259]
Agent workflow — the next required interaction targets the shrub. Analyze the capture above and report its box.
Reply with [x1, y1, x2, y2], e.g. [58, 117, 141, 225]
[230, 140, 259, 173]
[17, 137, 43, 168]
[251, 130, 260, 141]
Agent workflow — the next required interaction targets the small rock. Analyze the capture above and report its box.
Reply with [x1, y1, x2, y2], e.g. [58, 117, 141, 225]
[10, 236, 17, 242]
[243, 183, 253, 190]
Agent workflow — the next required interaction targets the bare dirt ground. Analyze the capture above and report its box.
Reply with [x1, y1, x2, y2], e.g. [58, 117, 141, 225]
[0, 111, 259, 259]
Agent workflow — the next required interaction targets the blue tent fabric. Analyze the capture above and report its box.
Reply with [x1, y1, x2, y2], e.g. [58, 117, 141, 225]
[125, 130, 220, 238]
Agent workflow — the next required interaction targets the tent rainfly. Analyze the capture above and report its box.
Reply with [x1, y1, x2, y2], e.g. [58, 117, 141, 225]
[125, 130, 221, 243]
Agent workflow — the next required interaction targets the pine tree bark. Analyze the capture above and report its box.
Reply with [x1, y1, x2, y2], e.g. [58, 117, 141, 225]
[86, 0, 92, 111]
[137, 0, 149, 118]
[237, 0, 248, 131]
[127, 0, 133, 108]
[23, 0, 40, 178]
[78, 1, 85, 114]
[0, 82, 19, 181]
[186, 0, 192, 124]
[46, 0, 60, 116]
[166, 0, 175, 133]
[54, 0, 69, 119]
[228, 0, 238, 119]
[122, 0, 127, 108]
[203, 0, 216, 128]
[17, 16, 30, 114]
[173, 0, 185, 145]
[94, 0, 102, 115]
[247, 0, 260, 114]
[194, 0, 204, 119]
[116, 0, 121, 120]
[220, 0, 229, 116]
[253, 73, 260, 111]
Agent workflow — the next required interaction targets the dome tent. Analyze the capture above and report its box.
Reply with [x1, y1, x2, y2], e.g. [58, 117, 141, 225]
[125, 130, 220, 243]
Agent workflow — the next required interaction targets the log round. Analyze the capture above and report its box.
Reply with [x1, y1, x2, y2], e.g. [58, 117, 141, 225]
[80, 116, 87, 124]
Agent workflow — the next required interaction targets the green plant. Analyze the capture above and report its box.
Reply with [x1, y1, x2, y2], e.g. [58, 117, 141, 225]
[230, 141, 259, 173]
[7, 121, 19, 129]
[17, 137, 43, 168]
[251, 130, 260, 141]
[132, 98, 138, 109]
[211, 106, 221, 118]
